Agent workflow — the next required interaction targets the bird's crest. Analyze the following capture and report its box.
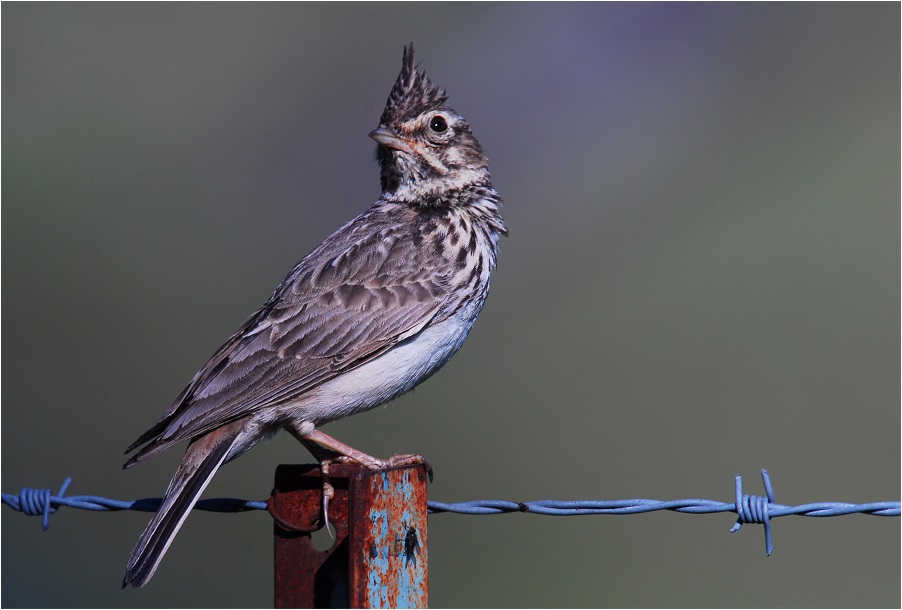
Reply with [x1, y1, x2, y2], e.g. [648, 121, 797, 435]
[380, 43, 448, 126]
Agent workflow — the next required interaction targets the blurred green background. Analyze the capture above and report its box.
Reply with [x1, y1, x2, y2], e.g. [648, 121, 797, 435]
[3, 3, 899, 608]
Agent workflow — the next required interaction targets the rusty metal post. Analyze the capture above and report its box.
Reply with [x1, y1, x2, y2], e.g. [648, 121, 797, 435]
[269, 462, 429, 608]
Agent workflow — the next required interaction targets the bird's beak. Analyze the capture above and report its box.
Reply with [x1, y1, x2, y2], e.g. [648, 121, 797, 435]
[369, 127, 416, 155]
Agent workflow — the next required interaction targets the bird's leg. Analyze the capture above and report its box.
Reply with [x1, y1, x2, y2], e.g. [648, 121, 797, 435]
[289, 423, 433, 487]
[294, 433, 343, 463]
[318, 460, 336, 537]
[287, 429, 346, 536]
[281, 422, 438, 539]
[288, 424, 434, 532]
[296, 428, 387, 469]
[300, 427, 433, 480]
[287, 425, 429, 534]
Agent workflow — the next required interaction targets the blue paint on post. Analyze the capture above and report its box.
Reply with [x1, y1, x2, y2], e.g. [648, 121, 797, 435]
[362, 467, 428, 608]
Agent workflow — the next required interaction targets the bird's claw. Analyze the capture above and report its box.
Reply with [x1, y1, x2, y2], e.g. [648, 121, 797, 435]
[317, 451, 432, 534]
[386, 454, 433, 482]
[334, 453, 433, 482]
[319, 460, 336, 537]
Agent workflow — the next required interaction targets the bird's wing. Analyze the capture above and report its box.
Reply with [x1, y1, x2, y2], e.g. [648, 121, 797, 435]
[126, 204, 451, 462]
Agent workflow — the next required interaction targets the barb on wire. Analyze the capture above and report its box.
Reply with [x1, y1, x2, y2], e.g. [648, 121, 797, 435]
[2, 477, 267, 528]
[3, 470, 898, 556]
[731, 470, 776, 555]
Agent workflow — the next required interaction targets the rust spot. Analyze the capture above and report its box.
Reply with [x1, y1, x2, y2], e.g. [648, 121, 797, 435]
[272, 461, 429, 608]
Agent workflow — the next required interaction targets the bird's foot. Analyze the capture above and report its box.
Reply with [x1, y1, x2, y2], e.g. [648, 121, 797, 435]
[334, 452, 433, 481]
[317, 454, 431, 535]
[319, 459, 336, 537]
[293, 427, 433, 480]
[289, 425, 434, 532]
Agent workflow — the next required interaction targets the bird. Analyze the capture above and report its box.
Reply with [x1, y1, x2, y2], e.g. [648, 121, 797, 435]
[121, 43, 506, 588]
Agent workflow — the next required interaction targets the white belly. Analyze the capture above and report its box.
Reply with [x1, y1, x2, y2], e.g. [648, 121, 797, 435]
[268, 311, 477, 427]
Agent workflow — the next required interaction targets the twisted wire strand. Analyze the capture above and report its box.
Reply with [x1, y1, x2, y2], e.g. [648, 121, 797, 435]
[4, 470, 898, 556]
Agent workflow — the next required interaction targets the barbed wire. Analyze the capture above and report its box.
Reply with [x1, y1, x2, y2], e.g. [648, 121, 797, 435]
[3, 470, 898, 556]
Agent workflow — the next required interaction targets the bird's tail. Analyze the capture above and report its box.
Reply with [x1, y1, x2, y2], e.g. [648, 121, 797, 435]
[122, 422, 243, 588]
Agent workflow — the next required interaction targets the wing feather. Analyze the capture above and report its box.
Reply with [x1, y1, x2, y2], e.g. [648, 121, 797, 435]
[127, 203, 450, 459]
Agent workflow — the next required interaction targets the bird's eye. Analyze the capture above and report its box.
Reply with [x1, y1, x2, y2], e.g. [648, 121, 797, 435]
[429, 115, 448, 133]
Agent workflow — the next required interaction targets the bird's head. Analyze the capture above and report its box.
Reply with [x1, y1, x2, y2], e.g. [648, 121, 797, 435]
[370, 44, 491, 205]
